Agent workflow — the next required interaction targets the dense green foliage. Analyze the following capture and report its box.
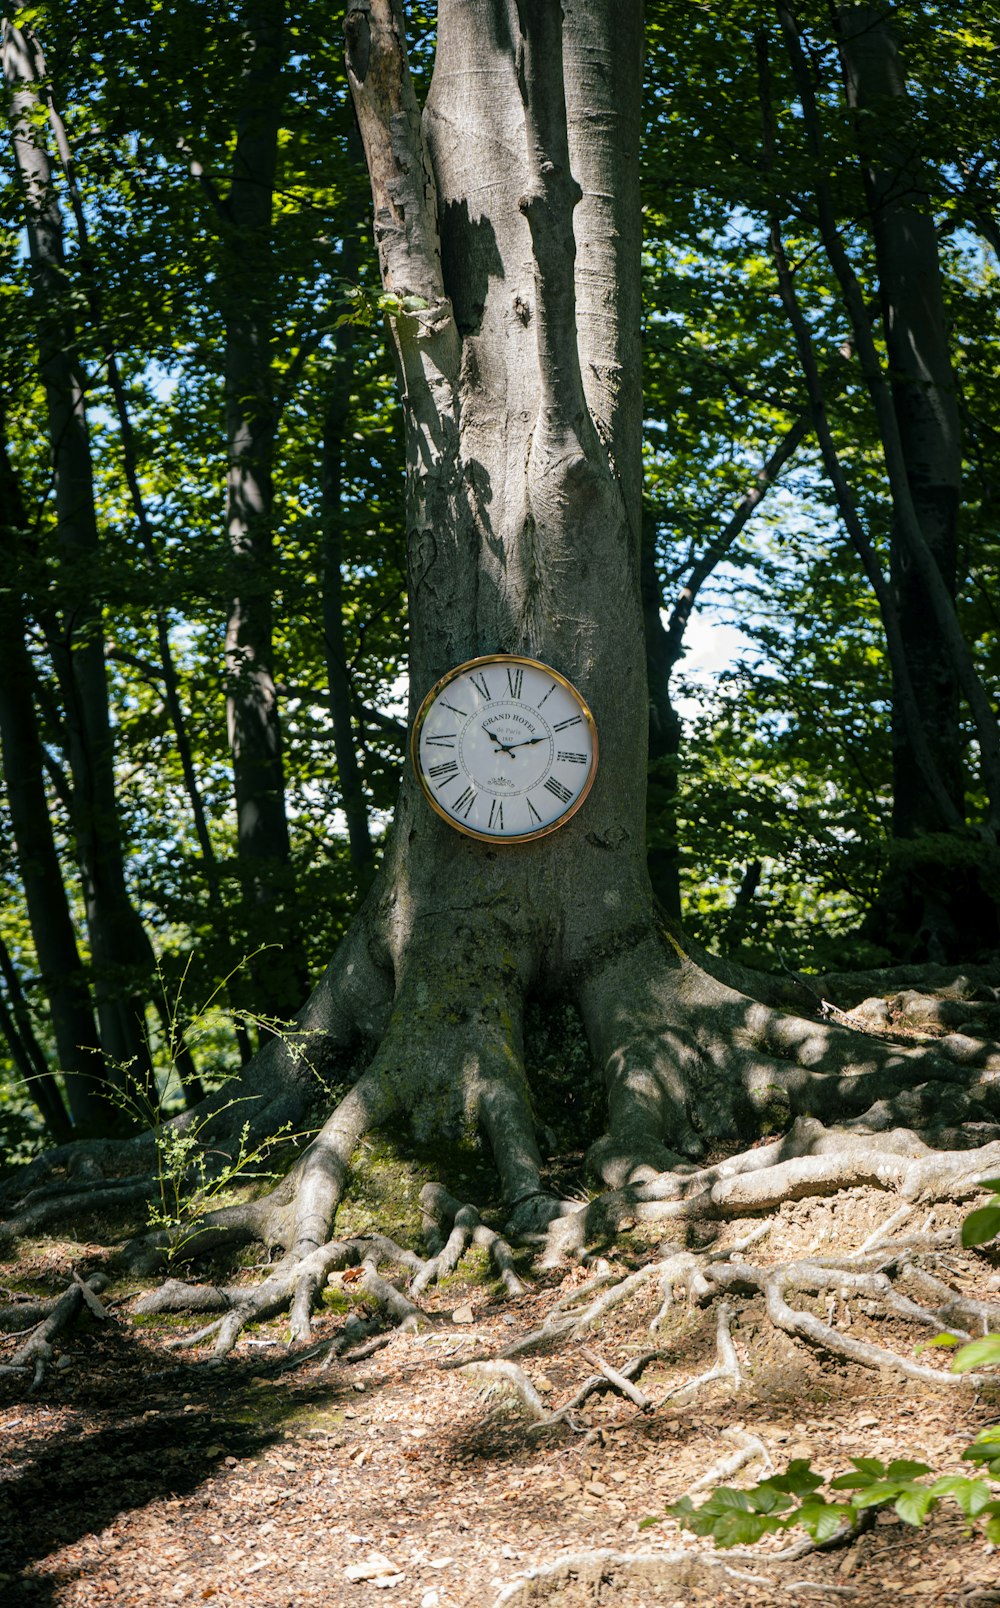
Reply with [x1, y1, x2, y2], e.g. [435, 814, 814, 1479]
[2, 0, 999, 1151]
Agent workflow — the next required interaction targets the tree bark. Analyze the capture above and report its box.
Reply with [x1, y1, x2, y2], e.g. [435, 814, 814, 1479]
[221, 0, 301, 1017]
[835, 3, 964, 841]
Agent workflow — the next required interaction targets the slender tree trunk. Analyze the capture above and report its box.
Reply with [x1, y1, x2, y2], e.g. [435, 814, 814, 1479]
[832, 4, 998, 956]
[3, 22, 155, 1079]
[0, 429, 106, 1133]
[642, 514, 683, 917]
[0, 936, 73, 1141]
[836, 3, 964, 840]
[42, 68, 251, 1078]
[221, 0, 301, 1016]
[768, 6, 999, 957]
[320, 312, 375, 886]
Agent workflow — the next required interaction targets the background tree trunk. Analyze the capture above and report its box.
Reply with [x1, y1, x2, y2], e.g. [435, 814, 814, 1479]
[3, 22, 154, 1092]
[321, 314, 376, 887]
[836, 3, 997, 959]
[221, 0, 301, 1017]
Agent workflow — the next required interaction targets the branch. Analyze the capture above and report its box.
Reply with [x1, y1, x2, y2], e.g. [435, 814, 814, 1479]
[662, 411, 810, 673]
[345, 0, 450, 312]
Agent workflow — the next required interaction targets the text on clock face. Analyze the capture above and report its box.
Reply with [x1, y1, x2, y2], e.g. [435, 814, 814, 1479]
[416, 660, 595, 839]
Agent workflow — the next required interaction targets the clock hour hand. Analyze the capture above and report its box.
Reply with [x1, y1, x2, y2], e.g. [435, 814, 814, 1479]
[485, 728, 517, 755]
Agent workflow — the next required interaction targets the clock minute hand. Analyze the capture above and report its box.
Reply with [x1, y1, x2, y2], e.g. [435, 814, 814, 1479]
[505, 735, 547, 750]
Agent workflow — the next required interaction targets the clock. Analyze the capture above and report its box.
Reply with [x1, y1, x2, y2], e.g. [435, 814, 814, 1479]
[412, 655, 598, 843]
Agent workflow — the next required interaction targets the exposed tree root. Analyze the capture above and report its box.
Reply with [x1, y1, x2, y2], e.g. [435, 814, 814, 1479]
[491, 1546, 721, 1606]
[0, 1272, 108, 1389]
[491, 1537, 863, 1606]
[3, 950, 1000, 1399]
[417, 1184, 528, 1297]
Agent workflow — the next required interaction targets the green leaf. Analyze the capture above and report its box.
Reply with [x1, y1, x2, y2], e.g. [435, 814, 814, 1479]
[850, 1484, 899, 1510]
[916, 1331, 962, 1350]
[929, 1476, 995, 1519]
[950, 1336, 1000, 1374]
[884, 1459, 932, 1480]
[767, 1459, 826, 1496]
[746, 1484, 792, 1515]
[712, 1512, 779, 1548]
[960, 1205, 1000, 1247]
[848, 1456, 887, 1478]
[894, 1487, 936, 1527]
[701, 1487, 755, 1513]
[798, 1501, 855, 1544]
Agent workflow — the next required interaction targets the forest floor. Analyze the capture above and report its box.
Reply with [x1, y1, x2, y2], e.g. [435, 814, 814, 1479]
[2, 1178, 1000, 1608]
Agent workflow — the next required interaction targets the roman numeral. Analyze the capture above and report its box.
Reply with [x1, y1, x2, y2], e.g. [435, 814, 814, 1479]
[544, 776, 573, 805]
[537, 681, 557, 709]
[426, 733, 457, 748]
[454, 785, 477, 818]
[470, 671, 493, 700]
[526, 796, 542, 824]
[428, 760, 459, 784]
[505, 666, 524, 699]
[553, 715, 582, 732]
[488, 799, 504, 831]
[441, 700, 469, 718]
[557, 750, 587, 764]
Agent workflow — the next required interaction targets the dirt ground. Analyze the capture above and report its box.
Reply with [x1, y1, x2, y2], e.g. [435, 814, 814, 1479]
[2, 1191, 1000, 1608]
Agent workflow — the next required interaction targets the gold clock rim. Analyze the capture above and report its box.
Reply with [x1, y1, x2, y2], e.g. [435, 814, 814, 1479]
[410, 653, 599, 844]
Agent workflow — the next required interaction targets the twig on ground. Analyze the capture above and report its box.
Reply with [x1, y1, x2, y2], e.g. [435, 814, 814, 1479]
[577, 1344, 653, 1411]
[858, 1203, 913, 1251]
[787, 1584, 858, 1598]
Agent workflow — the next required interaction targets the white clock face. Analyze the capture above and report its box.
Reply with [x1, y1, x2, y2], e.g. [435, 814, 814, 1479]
[412, 656, 598, 842]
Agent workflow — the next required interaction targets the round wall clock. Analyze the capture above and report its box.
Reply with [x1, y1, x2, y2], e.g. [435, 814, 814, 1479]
[411, 655, 598, 843]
